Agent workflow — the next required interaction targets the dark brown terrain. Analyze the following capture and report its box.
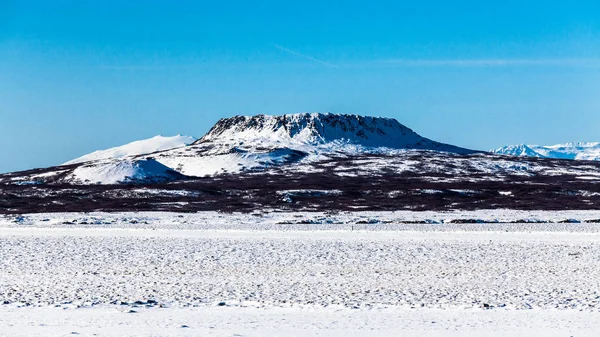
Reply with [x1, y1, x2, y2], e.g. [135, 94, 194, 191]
[2, 151, 600, 214]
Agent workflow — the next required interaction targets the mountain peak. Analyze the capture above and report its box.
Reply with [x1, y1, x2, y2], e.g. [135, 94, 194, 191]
[198, 113, 410, 146]
[196, 113, 473, 153]
[493, 142, 600, 161]
[491, 144, 545, 158]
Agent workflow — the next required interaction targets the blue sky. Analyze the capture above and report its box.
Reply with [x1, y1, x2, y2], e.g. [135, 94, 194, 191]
[1, 1, 599, 173]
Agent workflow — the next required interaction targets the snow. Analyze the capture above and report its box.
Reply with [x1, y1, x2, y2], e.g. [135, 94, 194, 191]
[53, 113, 476, 181]
[2, 306, 600, 337]
[200, 113, 470, 151]
[12, 114, 600, 185]
[141, 113, 476, 178]
[6, 209, 600, 229]
[64, 135, 196, 165]
[70, 158, 181, 184]
[493, 142, 600, 161]
[2, 210, 600, 335]
[155, 148, 306, 177]
[29, 170, 68, 179]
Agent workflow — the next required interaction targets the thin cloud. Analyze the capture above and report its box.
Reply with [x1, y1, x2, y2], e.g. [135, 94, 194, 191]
[373, 58, 600, 68]
[274, 44, 339, 68]
[96, 57, 600, 70]
[97, 64, 200, 70]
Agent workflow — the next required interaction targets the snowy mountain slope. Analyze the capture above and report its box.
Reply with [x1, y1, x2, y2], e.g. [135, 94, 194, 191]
[196, 113, 474, 153]
[142, 113, 477, 177]
[2, 113, 600, 214]
[70, 158, 186, 184]
[64, 135, 196, 165]
[493, 142, 600, 161]
[4, 113, 600, 192]
[490, 144, 546, 158]
[52, 113, 478, 181]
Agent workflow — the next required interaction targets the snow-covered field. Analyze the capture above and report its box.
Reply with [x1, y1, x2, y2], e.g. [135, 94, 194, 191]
[2, 211, 600, 336]
[3, 306, 600, 337]
[5, 209, 600, 230]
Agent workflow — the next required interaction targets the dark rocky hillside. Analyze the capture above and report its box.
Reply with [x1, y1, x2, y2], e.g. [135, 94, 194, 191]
[2, 151, 600, 214]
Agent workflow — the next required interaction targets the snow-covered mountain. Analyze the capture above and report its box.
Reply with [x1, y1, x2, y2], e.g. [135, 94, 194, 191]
[197, 113, 473, 153]
[50, 113, 477, 183]
[3, 113, 600, 213]
[64, 135, 196, 165]
[145, 113, 477, 178]
[71, 158, 185, 185]
[493, 142, 600, 161]
[6, 113, 600, 189]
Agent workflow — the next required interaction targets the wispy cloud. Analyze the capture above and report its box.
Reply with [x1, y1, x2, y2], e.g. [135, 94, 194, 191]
[372, 58, 600, 68]
[273, 44, 339, 68]
[96, 57, 600, 71]
[97, 64, 201, 70]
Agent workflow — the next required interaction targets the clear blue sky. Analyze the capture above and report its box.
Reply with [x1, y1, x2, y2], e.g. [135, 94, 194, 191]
[1, 1, 599, 173]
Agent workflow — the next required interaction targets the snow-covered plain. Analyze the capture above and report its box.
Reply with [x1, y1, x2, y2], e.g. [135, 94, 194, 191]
[5, 209, 600, 230]
[3, 306, 600, 337]
[2, 211, 600, 336]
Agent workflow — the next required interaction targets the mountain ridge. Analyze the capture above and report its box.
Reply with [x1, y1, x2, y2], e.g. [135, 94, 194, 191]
[64, 135, 196, 165]
[194, 113, 476, 154]
[493, 142, 600, 161]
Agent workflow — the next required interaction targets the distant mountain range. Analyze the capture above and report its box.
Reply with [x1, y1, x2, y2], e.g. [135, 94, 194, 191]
[2, 113, 600, 213]
[492, 143, 600, 161]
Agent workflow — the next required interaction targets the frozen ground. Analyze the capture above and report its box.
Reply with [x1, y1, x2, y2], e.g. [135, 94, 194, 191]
[2, 211, 600, 335]
[3, 306, 600, 337]
[4, 209, 600, 230]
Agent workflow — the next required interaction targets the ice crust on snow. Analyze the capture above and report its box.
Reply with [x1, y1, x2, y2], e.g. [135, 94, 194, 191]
[64, 135, 196, 165]
[3, 211, 600, 336]
[3, 210, 600, 312]
[2, 306, 600, 337]
[5, 210, 600, 230]
[4, 229, 600, 310]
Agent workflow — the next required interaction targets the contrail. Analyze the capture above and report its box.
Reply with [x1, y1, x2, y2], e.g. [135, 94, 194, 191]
[274, 44, 339, 68]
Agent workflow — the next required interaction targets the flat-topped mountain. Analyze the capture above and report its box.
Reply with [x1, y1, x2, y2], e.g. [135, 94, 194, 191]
[44, 113, 475, 182]
[196, 113, 474, 154]
[2, 112, 600, 213]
